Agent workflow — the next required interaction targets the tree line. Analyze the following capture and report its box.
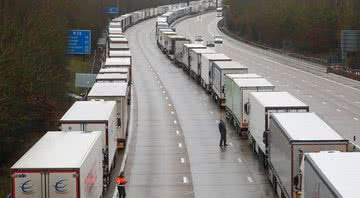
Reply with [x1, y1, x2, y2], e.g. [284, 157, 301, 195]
[223, 0, 360, 67]
[0, 0, 187, 167]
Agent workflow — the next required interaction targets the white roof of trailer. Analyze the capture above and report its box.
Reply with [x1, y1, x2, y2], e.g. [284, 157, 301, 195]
[163, 32, 176, 35]
[305, 152, 360, 198]
[105, 57, 131, 66]
[109, 43, 129, 50]
[109, 37, 128, 43]
[60, 101, 116, 122]
[159, 28, 174, 32]
[271, 113, 346, 141]
[213, 61, 248, 70]
[250, 92, 308, 108]
[202, 53, 232, 61]
[157, 22, 169, 26]
[11, 131, 102, 169]
[162, 11, 174, 17]
[184, 43, 206, 49]
[226, 73, 262, 79]
[99, 67, 128, 74]
[109, 50, 131, 57]
[96, 73, 128, 81]
[88, 82, 128, 97]
[108, 34, 125, 38]
[109, 28, 122, 34]
[168, 35, 187, 40]
[191, 48, 216, 54]
[234, 78, 274, 88]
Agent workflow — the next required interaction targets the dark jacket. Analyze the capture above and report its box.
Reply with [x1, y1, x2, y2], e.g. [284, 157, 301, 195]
[218, 120, 226, 134]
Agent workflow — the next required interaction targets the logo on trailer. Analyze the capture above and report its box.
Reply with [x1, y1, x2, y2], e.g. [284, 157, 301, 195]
[54, 179, 68, 194]
[19, 180, 35, 195]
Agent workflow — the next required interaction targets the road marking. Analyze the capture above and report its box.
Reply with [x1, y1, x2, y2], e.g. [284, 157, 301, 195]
[228, 142, 233, 147]
[160, 86, 163, 88]
[165, 97, 169, 100]
[183, 176, 188, 184]
[336, 109, 341, 112]
[326, 89, 331, 92]
[178, 143, 182, 148]
[162, 91, 166, 94]
[176, 130, 180, 135]
[174, 120, 177, 124]
[210, 111, 213, 114]
[354, 117, 359, 121]
[168, 103, 172, 107]
[171, 111, 175, 115]
[308, 95, 313, 98]
[302, 80, 306, 82]
[247, 176, 254, 183]
[339, 95, 345, 98]
[276, 80, 280, 83]
[181, 158, 185, 163]
[321, 102, 327, 105]
[356, 101, 360, 104]
[237, 157, 242, 163]
[216, 120, 219, 123]
[296, 89, 300, 92]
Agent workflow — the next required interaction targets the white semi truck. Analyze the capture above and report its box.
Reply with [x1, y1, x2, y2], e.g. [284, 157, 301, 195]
[11, 131, 103, 198]
[189, 48, 216, 80]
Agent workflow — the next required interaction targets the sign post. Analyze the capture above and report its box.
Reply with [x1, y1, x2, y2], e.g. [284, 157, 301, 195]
[67, 30, 91, 55]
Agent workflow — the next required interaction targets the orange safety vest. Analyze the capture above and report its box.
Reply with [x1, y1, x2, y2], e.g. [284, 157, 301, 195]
[116, 177, 127, 187]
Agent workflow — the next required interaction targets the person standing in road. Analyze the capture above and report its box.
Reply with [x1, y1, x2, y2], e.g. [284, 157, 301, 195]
[218, 119, 228, 147]
[116, 171, 127, 198]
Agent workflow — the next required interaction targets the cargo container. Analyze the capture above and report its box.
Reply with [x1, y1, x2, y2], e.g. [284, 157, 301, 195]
[157, 29, 174, 48]
[211, 61, 248, 105]
[189, 48, 216, 79]
[179, 43, 206, 71]
[268, 113, 349, 198]
[156, 22, 169, 36]
[60, 101, 119, 186]
[88, 83, 129, 148]
[225, 78, 274, 133]
[160, 31, 176, 52]
[224, 74, 262, 119]
[166, 35, 190, 61]
[108, 34, 125, 38]
[108, 28, 122, 35]
[302, 152, 360, 198]
[248, 92, 309, 161]
[99, 67, 129, 74]
[109, 42, 129, 51]
[200, 53, 232, 91]
[108, 50, 131, 58]
[11, 131, 103, 198]
[96, 73, 129, 83]
[104, 57, 132, 81]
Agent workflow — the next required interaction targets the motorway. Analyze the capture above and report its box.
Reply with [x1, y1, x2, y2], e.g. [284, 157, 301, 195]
[119, 13, 276, 198]
[176, 12, 360, 145]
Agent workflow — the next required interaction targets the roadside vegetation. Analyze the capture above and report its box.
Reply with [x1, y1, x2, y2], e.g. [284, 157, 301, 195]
[0, 0, 187, 195]
[223, 0, 360, 68]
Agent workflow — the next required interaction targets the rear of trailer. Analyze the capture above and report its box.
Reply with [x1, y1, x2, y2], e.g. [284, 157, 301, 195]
[302, 152, 360, 198]
[104, 57, 132, 81]
[11, 131, 103, 198]
[268, 113, 349, 198]
[180, 43, 207, 71]
[226, 77, 274, 133]
[189, 48, 216, 79]
[88, 83, 129, 148]
[248, 92, 309, 162]
[211, 61, 248, 105]
[200, 53, 232, 92]
[167, 35, 190, 60]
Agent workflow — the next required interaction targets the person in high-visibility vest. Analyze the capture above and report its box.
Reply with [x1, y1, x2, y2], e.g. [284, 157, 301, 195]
[116, 171, 127, 198]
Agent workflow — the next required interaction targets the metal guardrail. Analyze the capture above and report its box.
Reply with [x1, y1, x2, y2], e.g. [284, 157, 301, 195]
[327, 66, 360, 81]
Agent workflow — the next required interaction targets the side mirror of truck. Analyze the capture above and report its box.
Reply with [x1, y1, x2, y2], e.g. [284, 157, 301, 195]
[244, 102, 250, 115]
[263, 131, 268, 146]
[117, 118, 121, 127]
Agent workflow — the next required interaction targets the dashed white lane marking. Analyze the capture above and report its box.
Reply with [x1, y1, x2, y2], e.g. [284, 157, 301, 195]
[336, 109, 342, 112]
[237, 157, 242, 163]
[210, 111, 213, 114]
[302, 80, 306, 82]
[321, 102, 327, 105]
[168, 103, 172, 107]
[181, 158, 185, 163]
[176, 130, 180, 135]
[339, 95, 345, 98]
[160, 85, 163, 88]
[171, 111, 174, 115]
[162, 91, 166, 94]
[284, 84, 289, 87]
[183, 176, 188, 184]
[174, 120, 177, 124]
[216, 120, 219, 123]
[326, 89, 331, 92]
[356, 101, 360, 104]
[165, 97, 169, 100]
[354, 117, 359, 121]
[308, 95, 313, 98]
[296, 89, 300, 92]
[228, 142, 233, 147]
[276, 80, 280, 83]
[178, 143, 182, 148]
[247, 176, 254, 183]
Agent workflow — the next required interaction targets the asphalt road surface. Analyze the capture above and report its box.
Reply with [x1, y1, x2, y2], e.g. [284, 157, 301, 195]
[119, 16, 276, 198]
[175, 12, 360, 146]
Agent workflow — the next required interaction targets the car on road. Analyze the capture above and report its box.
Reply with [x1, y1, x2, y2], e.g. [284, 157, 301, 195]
[214, 36, 223, 44]
[194, 35, 204, 43]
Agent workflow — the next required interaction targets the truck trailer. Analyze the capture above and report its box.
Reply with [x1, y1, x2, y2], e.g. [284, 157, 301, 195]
[248, 92, 309, 164]
[166, 35, 189, 61]
[302, 152, 360, 198]
[189, 48, 216, 80]
[104, 57, 132, 81]
[88, 82, 130, 148]
[60, 101, 119, 188]
[211, 61, 248, 106]
[179, 43, 207, 71]
[96, 73, 129, 83]
[99, 67, 129, 74]
[225, 77, 274, 134]
[268, 113, 349, 198]
[200, 53, 232, 91]
[11, 131, 103, 198]
[108, 50, 131, 58]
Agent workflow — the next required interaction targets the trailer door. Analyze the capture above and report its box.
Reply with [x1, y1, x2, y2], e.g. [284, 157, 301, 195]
[12, 171, 43, 198]
[48, 171, 79, 198]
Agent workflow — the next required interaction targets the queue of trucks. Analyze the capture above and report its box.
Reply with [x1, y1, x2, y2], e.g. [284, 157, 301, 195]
[155, 8, 359, 198]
